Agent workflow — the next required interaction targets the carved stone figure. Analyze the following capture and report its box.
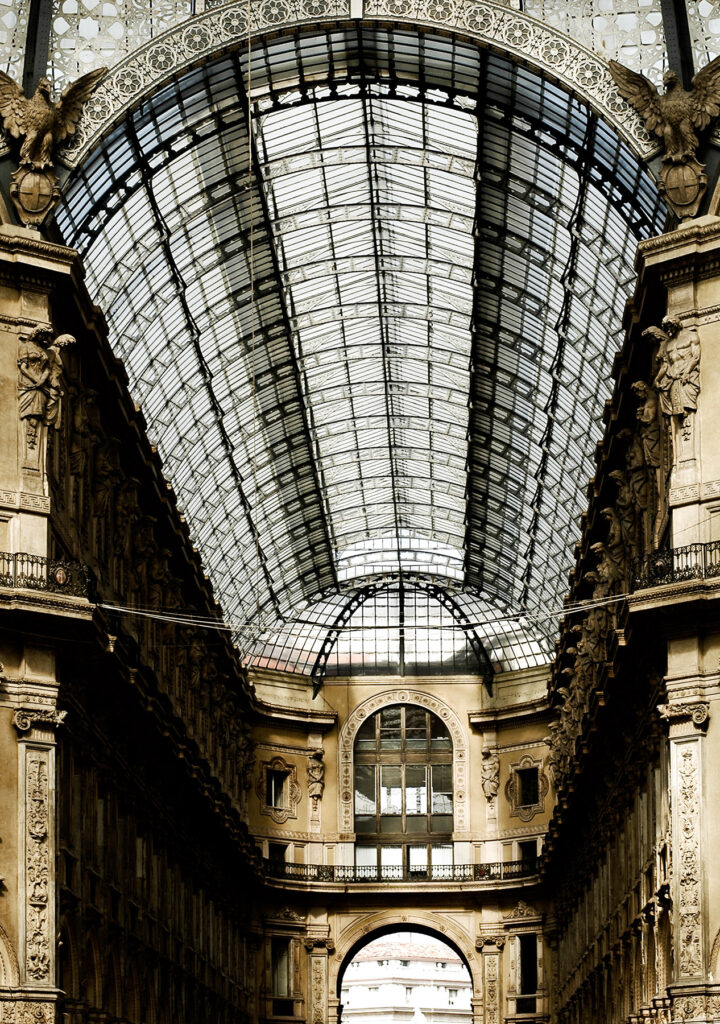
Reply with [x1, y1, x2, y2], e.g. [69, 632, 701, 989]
[609, 57, 720, 218]
[645, 318, 701, 419]
[0, 70, 107, 169]
[18, 327, 75, 451]
[631, 382, 662, 470]
[307, 749, 325, 800]
[609, 59, 720, 164]
[481, 749, 500, 800]
[609, 469, 638, 558]
[92, 438, 122, 517]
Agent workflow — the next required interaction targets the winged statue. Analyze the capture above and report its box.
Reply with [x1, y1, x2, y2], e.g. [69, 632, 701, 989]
[609, 57, 720, 163]
[0, 69, 107, 169]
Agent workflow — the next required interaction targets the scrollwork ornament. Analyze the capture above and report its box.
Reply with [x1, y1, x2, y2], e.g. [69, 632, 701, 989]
[657, 702, 709, 730]
[13, 708, 66, 734]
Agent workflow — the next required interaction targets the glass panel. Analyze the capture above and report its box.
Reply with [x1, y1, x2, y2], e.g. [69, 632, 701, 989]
[379, 707, 401, 750]
[405, 707, 427, 750]
[518, 768, 539, 806]
[430, 715, 452, 751]
[406, 815, 428, 833]
[380, 845, 403, 879]
[431, 844, 453, 879]
[354, 765, 376, 815]
[355, 716, 376, 752]
[380, 766, 402, 813]
[271, 938, 291, 997]
[355, 845, 378, 879]
[405, 765, 427, 815]
[431, 764, 453, 814]
[409, 845, 429, 875]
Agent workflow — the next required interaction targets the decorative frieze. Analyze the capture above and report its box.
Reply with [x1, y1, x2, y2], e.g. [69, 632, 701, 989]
[672, 741, 704, 979]
[309, 955, 327, 1024]
[483, 950, 500, 1024]
[23, 753, 51, 983]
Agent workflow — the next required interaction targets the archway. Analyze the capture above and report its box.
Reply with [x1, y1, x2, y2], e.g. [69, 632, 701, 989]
[330, 913, 481, 1024]
[340, 930, 472, 1023]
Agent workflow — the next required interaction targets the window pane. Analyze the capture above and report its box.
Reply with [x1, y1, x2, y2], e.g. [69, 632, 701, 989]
[518, 768, 539, 805]
[409, 845, 428, 873]
[271, 938, 291, 997]
[405, 707, 427, 750]
[355, 716, 376, 752]
[431, 844, 453, 879]
[380, 845, 403, 878]
[431, 764, 453, 814]
[379, 707, 402, 750]
[380, 766, 402, 813]
[354, 765, 376, 815]
[430, 716, 452, 751]
[355, 846, 378, 879]
[405, 765, 427, 814]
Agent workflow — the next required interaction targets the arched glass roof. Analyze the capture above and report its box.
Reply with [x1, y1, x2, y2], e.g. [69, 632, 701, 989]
[55, 24, 666, 673]
[243, 579, 549, 680]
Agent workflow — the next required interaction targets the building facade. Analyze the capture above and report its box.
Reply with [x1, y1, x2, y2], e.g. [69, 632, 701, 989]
[1, 2, 720, 1023]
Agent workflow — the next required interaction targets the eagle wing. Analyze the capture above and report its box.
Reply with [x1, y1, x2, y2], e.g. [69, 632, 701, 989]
[0, 71, 27, 139]
[54, 67, 108, 143]
[691, 53, 720, 130]
[608, 60, 664, 138]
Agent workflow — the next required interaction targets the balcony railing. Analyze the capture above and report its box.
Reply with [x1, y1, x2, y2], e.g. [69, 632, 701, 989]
[632, 541, 720, 590]
[262, 857, 540, 884]
[0, 551, 92, 599]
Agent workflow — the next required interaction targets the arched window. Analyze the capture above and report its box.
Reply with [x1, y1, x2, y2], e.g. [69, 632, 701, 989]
[353, 705, 453, 879]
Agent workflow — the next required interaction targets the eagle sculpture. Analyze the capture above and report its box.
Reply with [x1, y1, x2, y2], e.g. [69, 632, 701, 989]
[609, 57, 720, 162]
[0, 69, 107, 169]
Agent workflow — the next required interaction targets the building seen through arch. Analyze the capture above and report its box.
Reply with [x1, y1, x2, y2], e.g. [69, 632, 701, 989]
[1, 1, 720, 1023]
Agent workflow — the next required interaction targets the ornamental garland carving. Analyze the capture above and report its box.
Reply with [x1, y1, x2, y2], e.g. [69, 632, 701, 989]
[484, 951, 500, 1024]
[338, 690, 468, 834]
[25, 756, 51, 982]
[1, 1003, 56, 1023]
[675, 744, 703, 978]
[57, 0, 653, 170]
[310, 955, 326, 1024]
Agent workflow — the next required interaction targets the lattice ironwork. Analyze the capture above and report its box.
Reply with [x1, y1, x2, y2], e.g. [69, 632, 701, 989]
[0, 551, 92, 597]
[55, 28, 666, 666]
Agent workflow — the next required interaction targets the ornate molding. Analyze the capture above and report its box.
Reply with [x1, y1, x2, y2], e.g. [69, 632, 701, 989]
[13, 709, 66, 734]
[503, 900, 541, 922]
[476, 934, 506, 950]
[303, 936, 335, 953]
[337, 688, 468, 834]
[255, 756, 301, 824]
[23, 753, 52, 983]
[505, 753, 549, 822]
[657, 701, 709, 729]
[673, 742, 704, 978]
[58, 1, 653, 171]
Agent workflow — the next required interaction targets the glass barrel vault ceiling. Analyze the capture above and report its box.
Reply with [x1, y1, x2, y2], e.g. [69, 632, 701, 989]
[55, 26, 666, 673]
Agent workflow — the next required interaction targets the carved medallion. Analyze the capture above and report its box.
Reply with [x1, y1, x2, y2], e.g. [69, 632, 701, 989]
[10, 167, 61, 226]
[659, 158, 707, 220]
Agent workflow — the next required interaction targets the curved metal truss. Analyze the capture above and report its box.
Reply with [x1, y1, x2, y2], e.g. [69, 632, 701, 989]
[55, 25, 667, 675]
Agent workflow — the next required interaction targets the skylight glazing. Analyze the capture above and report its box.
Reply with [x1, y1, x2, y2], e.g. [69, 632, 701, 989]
[55, 26, 665, 671]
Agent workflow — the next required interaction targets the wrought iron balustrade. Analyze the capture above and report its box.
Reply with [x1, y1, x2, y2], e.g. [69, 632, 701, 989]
[262, 857, 539, 884]
[0, 551, 92, 598]
[632, 541, 720, 589]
